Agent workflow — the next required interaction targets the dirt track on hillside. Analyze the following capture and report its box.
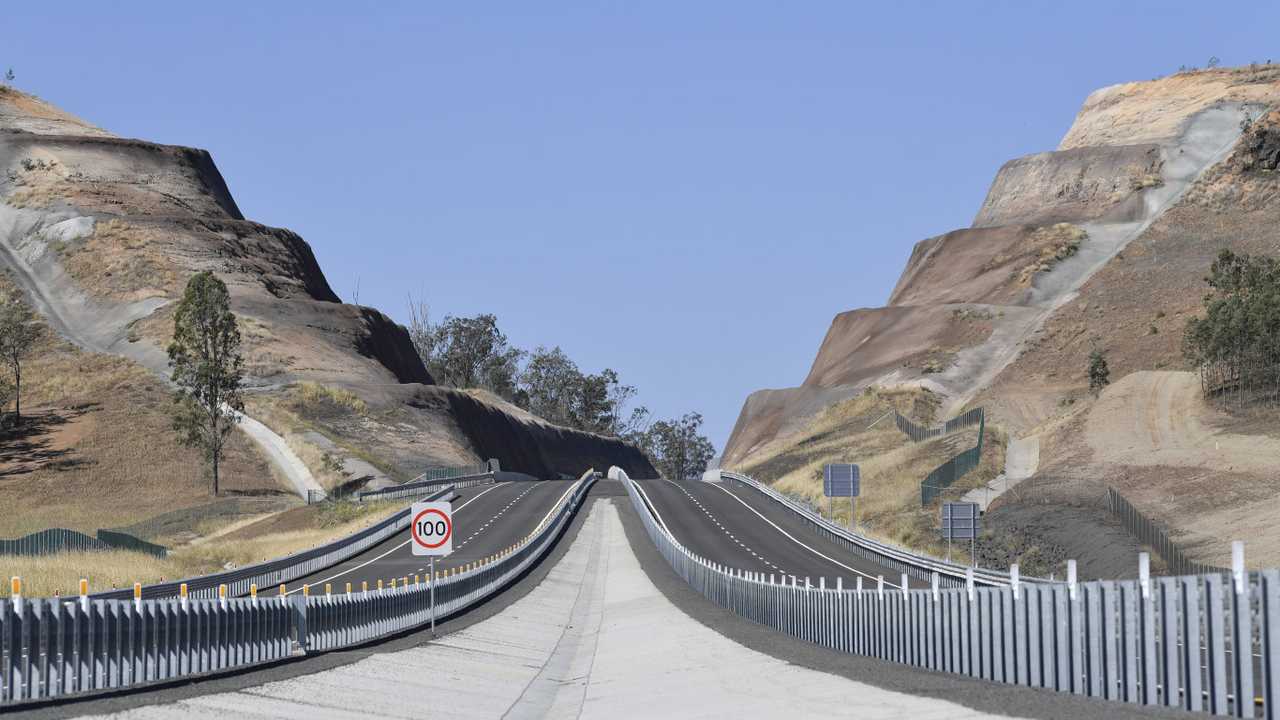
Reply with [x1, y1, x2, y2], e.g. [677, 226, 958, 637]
[1086, 370, 1280, 474]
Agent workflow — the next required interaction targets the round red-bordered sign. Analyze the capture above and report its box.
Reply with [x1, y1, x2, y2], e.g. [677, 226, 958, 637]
[411, 508, 452, 549]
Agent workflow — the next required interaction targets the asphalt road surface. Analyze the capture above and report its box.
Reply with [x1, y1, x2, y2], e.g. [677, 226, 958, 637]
[635, 478, 910, 589]
[275, 480, 576, 596]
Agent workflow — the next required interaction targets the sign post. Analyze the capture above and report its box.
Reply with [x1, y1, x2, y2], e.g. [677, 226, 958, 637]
[411, 500, 453, 635]
[823, 464, 861, 532]
[941, 501, 980, 566]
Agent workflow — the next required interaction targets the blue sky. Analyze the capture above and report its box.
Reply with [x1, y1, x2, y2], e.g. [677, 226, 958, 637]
[6, 2, 1279, 449]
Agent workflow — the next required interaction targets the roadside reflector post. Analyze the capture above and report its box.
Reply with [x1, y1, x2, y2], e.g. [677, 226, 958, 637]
[378, 579, 384, 593]
[10, 576, 20, 612]
[836, 577, 842, 592]
[965, 568, 975, 602]
[325, 583, 332, 597]
[877, 575, 884, 600]
[819, 577, 825, 590]
[931, 573, 940, 602]
[856, 577, 863, 596]
[805, 577, 811, 590]
[219, 583, 228, 609]
[345, 582, 352, 595]
[415, 575, 420, 586]
[390, 578, 396, 590]
[1066, 560, 1077, 601]
[1232, 541, 1246, 595]
[901, 573, 909, 594]
[402, 576, 407, 588]
[769, 574, 775, 585]
[362, 581, 368, 597]
[134, 582, 142, 612]
[1138, 552, 1150, 599]
[1010, 563, 1020, 601]
[80, 578, 90, 612]
[250, 583, 258, 606]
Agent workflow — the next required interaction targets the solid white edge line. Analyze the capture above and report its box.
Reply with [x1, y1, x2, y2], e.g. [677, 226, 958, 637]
[707, 481, 903, 589]
[285, 482, 511, 594]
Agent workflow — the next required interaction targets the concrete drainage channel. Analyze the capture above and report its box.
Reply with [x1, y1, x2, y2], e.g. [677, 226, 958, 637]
[0, 475, 597, 708]
[621, 468, 1280, 717]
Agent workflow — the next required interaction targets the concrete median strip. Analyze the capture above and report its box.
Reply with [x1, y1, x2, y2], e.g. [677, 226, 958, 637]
[78, 501, 1011, 720]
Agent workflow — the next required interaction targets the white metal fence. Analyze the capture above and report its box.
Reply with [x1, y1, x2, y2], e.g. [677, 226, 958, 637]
[623, 468, 1278, 717]
[0, 474, 596, 708]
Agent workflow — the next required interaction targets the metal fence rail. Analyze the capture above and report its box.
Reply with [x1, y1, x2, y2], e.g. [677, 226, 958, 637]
[625, 468, 1278, 718]
[412, 459, 500, 484]
[921, 412, 986, 506]
[91, 484, 468, 602]
[721, 471, 1014, 588]
[895, 407, 985, 443]
[0, 529, 167, 559]
[0, 473, 597, 707]
[354, 472, 494, 503]
[1106, 488, 1227, 577]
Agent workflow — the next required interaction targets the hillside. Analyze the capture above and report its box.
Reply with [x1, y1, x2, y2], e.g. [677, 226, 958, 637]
[0, 85, 653, 587]
[723, 65, 1280, 576]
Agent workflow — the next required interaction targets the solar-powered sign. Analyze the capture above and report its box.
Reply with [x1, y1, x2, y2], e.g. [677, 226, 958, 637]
[823, 464, 861, 532]
[941, 501, 980, 566]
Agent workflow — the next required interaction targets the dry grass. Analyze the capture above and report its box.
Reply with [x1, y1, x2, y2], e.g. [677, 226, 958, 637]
[62, 219, 178, 302]
[0, 273, 286, 540]
[736, 386, 1006, 559]
[2, 500, 405, 597]
[245, 387, 385, 492]
[289, 382, 368, 417]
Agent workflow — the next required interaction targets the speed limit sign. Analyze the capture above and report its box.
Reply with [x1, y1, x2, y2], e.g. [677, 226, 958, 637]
[410, 501, 453, 556]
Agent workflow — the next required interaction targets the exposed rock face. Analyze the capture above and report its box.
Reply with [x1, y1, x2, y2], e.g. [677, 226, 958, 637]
[723, 68, 1280, 468]
[0, 86, 648, 480]
[972, 144, 1161, 228]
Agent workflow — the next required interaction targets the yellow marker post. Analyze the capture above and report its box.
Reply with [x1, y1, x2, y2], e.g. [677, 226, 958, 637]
[362, 580, 368, 596]
[415, 574, 421, 586]
[79, 578, 90, 612]
[346, 582, 352, 595]
[377, 579, 384, 592]
[11, 576, 21, 612]
[133, 582, 142, 609]
[250, 583, 258, 606]
[302, 584, 310, 597]
[219, 583, 228, 610]
[402, 576, 408, 588]
[325, 583, 332, 597]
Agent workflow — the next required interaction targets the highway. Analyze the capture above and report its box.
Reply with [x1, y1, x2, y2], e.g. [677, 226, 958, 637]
[635, 477, 909, 589]
[276, 479, 576, 596]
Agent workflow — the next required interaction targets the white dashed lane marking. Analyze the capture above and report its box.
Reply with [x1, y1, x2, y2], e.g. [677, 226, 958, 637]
[663, 479, 786, 576]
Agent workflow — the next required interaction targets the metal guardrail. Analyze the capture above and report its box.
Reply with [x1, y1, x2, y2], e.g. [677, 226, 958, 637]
[0, 528, 167, 559]
[89, 484, 471, 602]
[721, 471, 1014, 588]
[1106, 488, 1228, 577]
[0, 472, 598, 707]
[623, 468, 1276, 717]
[354, 472, 495, 503]
[895, 407, 984, 443]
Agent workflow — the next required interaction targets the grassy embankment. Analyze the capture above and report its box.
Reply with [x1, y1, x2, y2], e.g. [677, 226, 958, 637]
[734, 386, 1005, 562]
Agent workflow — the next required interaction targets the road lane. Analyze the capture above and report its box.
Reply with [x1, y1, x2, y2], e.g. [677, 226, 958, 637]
[638, 478, 906, 588]
[277, 480, 574, 595]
